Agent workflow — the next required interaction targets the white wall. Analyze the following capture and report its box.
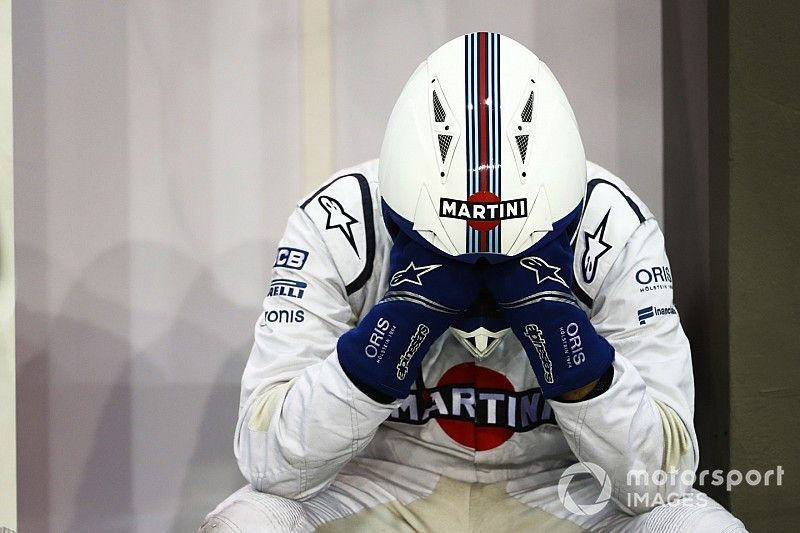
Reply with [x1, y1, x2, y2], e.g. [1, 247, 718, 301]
[1, 0, 17, 529]
[13, 2, 662, 531]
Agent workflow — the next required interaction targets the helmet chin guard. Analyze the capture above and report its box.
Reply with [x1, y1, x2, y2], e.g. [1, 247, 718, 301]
[450, 325, 511, 361]
[449, 288, 510, 361]
[379, 32, 587, 263]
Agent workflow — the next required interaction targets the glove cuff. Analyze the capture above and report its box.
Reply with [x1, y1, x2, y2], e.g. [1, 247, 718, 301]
[340, 362, 397, 404]
[551, 362, 615, 402]
[506, 299, 615, 399]
[535, 332, 615, 398]
[337, 301, 451, 399]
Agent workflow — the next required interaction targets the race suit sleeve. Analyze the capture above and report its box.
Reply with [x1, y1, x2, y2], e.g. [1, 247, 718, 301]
[234, 206, 399, 500]
[549, 218, 699, 515]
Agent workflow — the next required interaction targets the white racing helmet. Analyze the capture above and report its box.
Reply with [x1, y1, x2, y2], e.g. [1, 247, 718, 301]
[379, 32, 586, 263]
[379, 33, 587, 360]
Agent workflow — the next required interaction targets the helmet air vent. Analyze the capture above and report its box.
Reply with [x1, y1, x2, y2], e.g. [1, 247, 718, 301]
[521, 91, 534, 123]
[515, 135, 530, 164]
[429, 78, 460, 183]
[507, 80, 537, 183]
[432, 90, 447, 122]
[437, 134, 453, 163]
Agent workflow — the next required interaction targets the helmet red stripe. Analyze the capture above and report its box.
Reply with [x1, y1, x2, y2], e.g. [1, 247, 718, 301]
[478, 32, 489, 252]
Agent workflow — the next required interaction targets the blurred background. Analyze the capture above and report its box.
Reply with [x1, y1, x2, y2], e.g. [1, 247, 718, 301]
[12, 2, 662, 530]
[8, 1, 798, 532]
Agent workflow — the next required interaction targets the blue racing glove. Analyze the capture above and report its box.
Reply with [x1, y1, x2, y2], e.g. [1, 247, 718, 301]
[481, 232, 614, 399]
[338, 231, 481, 401]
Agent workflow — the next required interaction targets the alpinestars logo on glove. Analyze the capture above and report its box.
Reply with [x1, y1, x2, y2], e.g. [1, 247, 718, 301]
[390, 262, 441, 287]
[523, 324, 554, 383]
[520, 257, 569, 288]
[396, 324, 429, 380]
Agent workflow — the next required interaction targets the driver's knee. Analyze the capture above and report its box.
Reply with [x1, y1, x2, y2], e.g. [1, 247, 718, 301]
[199, 485, 309, 533]
[642, 492, 747, 532]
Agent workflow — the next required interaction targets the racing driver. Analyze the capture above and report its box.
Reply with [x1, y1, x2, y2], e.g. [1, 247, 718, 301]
[201, 33, 746, 532]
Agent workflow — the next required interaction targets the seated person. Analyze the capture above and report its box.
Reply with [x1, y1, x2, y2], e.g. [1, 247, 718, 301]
[201, 33, 746, 532]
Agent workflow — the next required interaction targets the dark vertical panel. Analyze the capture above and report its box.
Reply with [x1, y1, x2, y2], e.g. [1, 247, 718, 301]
[666, 1, 800, 528]
[727, 0, 800, 528]
[662, 0, 731, 506]
[706, 0, 733, 509]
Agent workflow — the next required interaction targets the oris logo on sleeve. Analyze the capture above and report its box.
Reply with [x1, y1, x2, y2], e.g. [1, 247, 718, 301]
[259, 309, 305, 325]
[635, 266, 673, 293]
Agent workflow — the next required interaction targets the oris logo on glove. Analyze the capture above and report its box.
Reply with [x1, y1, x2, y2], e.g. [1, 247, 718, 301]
[396, 324, 430, 380]
[365, 318, 396, 361]
[560, 322, 585, 367]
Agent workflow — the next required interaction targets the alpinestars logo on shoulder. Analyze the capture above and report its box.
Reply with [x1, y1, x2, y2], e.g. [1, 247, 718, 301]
[582, 209, 612, 283]
[319, 195, 359, 256]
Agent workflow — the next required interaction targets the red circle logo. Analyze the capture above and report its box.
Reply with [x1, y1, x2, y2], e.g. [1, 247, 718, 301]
[436, 363, 515, 451]
[466, 191, 501, 232]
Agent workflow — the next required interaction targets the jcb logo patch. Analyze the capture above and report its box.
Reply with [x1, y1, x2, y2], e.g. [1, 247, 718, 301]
[274, 247, 309, 270]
